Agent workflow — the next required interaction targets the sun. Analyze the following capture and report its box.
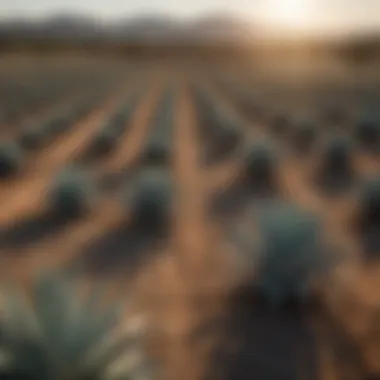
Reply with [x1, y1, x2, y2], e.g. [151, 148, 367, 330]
[258, 0, 315, 31]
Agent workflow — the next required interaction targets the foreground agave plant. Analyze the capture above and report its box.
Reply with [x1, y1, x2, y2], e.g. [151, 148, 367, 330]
[230, 203, 338, 306]
[0, 269, 152, 380]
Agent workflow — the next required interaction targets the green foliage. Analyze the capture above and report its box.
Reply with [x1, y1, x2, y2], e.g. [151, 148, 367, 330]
[354, 111, 380, 150]
[89, 129, 119, 157]
[292, 121, 317, 154]
[0, 269, 151, 380]
[143, 89, 176, 166]
[243, 139, 278, 190]
[271, 113, 290, 135]
[322, 103, 345, 125]
[359, 176, 380, 228]
[18, 127, 46, 151]
[110, 89, 143, 136]
[47, 168, 97, 219]
[256, 203, 326, 306]
[319, 135, 353, 178]
[128, 168, 173, 229]
[193, 85, 242, 160]
[0, 141, 24, 178]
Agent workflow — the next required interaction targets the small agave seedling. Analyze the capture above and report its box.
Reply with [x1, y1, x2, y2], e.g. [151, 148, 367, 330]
[322, 103, 345, 126]
[0, 141, 24, 178]
[357, 177, 380, 235]
[317, 135, 354, 190]
[143, 138, 171, 166]
[89, 129, 119, 157]
[0, 269, 153, 380]
[271, 113, 290, 135]
[46, 112, 74, 136]
[292, 121, 317, 154]
[354, 111, 380, 151]
[127, 168, 173, 230]
[47, 168, 97, 220]
[18, 126, 46, 151]
[216, 117, 242, 155]
[242, 139, 278, 192]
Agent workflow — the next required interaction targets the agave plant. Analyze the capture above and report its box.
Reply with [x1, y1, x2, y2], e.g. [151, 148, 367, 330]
[242, 139, 278, 192]
[143, 89, 175, 166]
[193, 85, 242, 161]
[143, 138, 171, 166]
[357, 177, 380, 245]
[127, 168, 173, 230]
[47, 168, 97, 220]
[291, 121, 317, 154]
[231, 203, 336, 306]
[354, 111, 380, 151]
[322, 103, 345, 126]
[110, 90, 143, 136]
[89, 129, 119, 158]
[271, 113, 290, 135]
[18, 127, 47, 151]
[0, 269, 152, 380]
[0, 141, 24, 178]
[317, 135, 354, 190]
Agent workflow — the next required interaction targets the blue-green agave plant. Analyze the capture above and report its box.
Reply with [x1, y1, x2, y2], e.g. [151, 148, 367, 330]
[359, 176, 380, 228]
[143, 89, 175, 166]
[319, 135, 354, 179]
[256, 204, 323, 305]
[230, 203, 340, 306]
[271, 113, 290, 135]
[292, 121, 317, 154]
[18, 126, 47, 151]
[127, 168, 173, 229]
[89, 129, 119, 157]
[47, 168, 98, 219]
[242, 139, 278, 190]
[354, 110, 380, 150]
[322, 103, 345, 125]
[0, 141, 24, 178]
[0, 269, 153, 380]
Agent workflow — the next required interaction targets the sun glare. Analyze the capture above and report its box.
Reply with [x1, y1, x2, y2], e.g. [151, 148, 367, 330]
[259, 0, 315, 31]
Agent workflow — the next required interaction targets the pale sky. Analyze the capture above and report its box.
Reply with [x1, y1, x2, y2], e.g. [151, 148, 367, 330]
[0, 0, 379, 34]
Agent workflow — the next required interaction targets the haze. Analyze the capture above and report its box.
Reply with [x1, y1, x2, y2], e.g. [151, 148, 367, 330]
[0, 0, 379, 35]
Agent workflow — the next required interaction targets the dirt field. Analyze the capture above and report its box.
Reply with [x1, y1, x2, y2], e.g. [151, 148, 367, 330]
[0, 54, 379, 380]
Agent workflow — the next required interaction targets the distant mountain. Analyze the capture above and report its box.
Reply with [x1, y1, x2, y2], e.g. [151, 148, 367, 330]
[0, 13, 256, 44]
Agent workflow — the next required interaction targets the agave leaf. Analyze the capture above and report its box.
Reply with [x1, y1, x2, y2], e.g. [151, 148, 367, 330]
[60, 292, 125, 373]
[228, 225, 258, 260]
[83, 316, 146, 373]
[0, 282, 39, 339]
[31, 272, 73, 349]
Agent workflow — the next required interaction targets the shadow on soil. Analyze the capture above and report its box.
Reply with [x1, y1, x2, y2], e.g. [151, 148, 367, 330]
[0, 212, 71, 251]
[79, 222, 170, 276]
[208, 292, 320, 380]
[210, 178, 278, 221]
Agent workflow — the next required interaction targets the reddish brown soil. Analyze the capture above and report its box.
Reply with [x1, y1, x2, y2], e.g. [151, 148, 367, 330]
[0, 56, 379, 380]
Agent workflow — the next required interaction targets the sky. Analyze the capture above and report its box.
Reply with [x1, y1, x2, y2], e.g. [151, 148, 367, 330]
[0, 0, 379, 35]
